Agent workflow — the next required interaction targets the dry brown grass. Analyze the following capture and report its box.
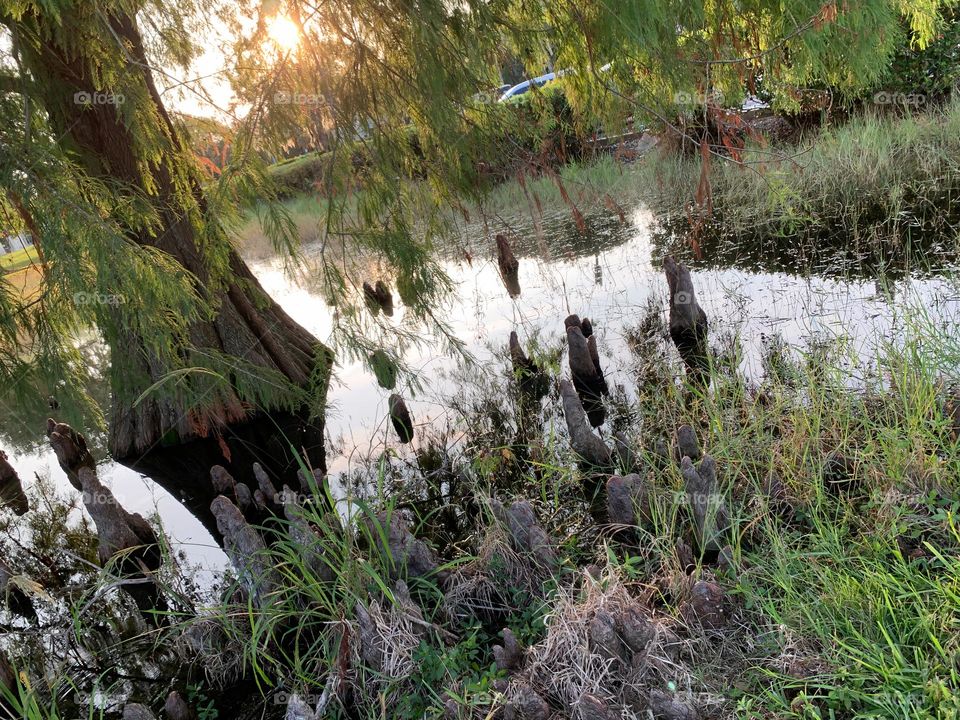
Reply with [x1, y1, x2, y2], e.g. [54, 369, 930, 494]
[500, 567, 732, 718]
[3, 265, 43, 302]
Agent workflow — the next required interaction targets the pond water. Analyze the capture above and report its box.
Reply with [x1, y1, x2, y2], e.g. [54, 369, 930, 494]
[2, 201, 959, 574]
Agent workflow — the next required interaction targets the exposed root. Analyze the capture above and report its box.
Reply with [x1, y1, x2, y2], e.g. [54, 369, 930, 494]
[502, 568, 729, 719]
[443, 523, 543, 626]
[352, 580, 431, 711]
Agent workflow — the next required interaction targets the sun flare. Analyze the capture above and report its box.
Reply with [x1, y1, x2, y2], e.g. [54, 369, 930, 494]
[266, 14, 300, 53]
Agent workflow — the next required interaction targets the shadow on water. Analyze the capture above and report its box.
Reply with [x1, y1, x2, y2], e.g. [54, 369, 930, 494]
[651, 214, 960, 280]
[119, 411, 324, 542]
[457, 203, 960, 281]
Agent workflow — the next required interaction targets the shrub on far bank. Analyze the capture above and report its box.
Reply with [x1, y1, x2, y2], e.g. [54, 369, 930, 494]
[878, 8, 960, 102]
[268, 152, 326, 198]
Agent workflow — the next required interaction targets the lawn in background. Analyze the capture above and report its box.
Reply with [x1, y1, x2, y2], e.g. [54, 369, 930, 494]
[0, 246, 39, 274]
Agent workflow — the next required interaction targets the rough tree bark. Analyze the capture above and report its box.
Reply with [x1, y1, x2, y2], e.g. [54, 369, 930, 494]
[7, 8, 331, 527]
[0, 450, 28, 515]
[681, 454, 730, 554]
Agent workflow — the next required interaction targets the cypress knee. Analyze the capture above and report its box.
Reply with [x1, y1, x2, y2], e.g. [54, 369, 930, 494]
[48, 420, 167, 620]
[46, 418, 95, 490]
[509, 331, 547, 399]
[496, 234, 521, 298]
[566, 325, 607, 427]
[559, 379, 611, 471]
[389, 394, 414, 443]
[664, 256, 710, 386]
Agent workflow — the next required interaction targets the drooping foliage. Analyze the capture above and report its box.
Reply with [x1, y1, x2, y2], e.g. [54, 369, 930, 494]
[0, 0, 326, 444]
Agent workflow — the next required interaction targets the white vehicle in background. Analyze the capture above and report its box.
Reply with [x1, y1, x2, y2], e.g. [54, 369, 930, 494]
[499, 72, 558, 102]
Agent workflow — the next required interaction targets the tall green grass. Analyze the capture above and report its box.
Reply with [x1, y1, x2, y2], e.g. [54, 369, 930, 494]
[634, 102, 960, 242]
[180, 301, 960, 719]
[622, 306, 960, 718]
[469, 154, 643, 219]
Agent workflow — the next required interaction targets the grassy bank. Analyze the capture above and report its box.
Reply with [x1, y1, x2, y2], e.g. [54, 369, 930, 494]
[236, 193, 335, 258]
[236, 157, 641, 265]
[9, 295, 958, 718]
[468, 154, 644, 219]
[247, 101, 960, 262]
[192, 305, 960, 718]
[238, 156, 645, 258]
[632, 101, 960, 244]
[244, 101, 960, 264]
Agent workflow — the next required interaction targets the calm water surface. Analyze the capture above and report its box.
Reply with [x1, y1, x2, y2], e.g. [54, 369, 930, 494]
[2, 203, 959, 573]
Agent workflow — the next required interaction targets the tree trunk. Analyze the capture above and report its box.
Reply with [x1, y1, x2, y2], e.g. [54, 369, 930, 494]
[11, 10, 331, 501]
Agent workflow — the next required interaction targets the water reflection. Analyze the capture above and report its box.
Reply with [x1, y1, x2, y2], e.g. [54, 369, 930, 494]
[0, 445, 228, 577]
[652, 215, 960, 280]
[0, 339, 111, 456]
[474, 211, 636, 262]
[1, 201, 959, 569]
[301, 204, 960, 479]
[500, 270, 522, 299]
